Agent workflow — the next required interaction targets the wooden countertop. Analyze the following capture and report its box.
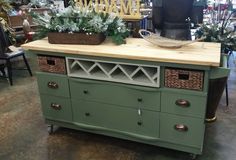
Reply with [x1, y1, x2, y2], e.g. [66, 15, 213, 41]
[22, 38, 221, 67]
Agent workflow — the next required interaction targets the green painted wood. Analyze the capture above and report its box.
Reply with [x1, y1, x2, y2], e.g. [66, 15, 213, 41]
[28, 50, 212, 155]
[209, 67, 230, 79]
[69, 78, 161, 111]
[71, 99, 160, 138]
[40, 95, 73, 122]
[161, 92, 207, 118]
[46, 119, 202, 155]
[36, 72, 70, 98]
[160, 113, 205, 148]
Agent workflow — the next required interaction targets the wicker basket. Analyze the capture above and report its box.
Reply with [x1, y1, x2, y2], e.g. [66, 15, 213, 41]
[164, 68, 204, 91]
[38, 55, 66, 74]
[48, 32, 106, 45]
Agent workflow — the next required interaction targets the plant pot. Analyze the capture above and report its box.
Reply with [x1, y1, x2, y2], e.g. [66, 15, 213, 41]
[206, 77, 228, 122]
[48, 32, 106, 45]
[205, 61, 230, 122]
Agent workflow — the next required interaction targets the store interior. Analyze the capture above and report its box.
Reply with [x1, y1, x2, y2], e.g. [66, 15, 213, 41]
[1, 0, 236, 160]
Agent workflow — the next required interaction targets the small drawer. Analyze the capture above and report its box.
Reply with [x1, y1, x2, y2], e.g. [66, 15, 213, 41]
[160, 113, 205, 148]
[164, 67, 204, 91]
[40, 95, 72, 122]
[38, 55, 66, 74]
[161, 92, 207, 118]
[72, 99, 159, 138]
[36, 72, 70, 98]
[69, 78, 160, 111]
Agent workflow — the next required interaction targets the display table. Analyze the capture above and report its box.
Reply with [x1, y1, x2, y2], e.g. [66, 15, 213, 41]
[22, 38, 224, 158]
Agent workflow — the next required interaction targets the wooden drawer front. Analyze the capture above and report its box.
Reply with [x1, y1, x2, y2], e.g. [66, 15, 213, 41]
[40, 95, 72, 122]
[161, 92, 207, 118]
[70, 78, 160, 111]
[160, 113, 205, 148]
[37, 72, 70, 98]
[72, 100, 159, 138]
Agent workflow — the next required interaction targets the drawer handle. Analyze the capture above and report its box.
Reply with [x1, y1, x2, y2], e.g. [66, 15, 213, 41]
[48, 82, 59, 89]
[174, 124, 188, 132]
[51, 103, 61, 110]
[137, 121, 143, 126]
[85, 112, 90, 116]
[137, 98, 143, 102]
[83, 90, 88, 94]
[175, 99, 190, 107]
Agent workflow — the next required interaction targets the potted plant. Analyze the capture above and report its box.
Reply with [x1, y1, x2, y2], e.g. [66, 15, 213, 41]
[31, 4, 129, 45]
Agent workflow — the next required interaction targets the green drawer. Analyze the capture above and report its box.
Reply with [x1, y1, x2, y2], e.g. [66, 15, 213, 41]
[69, 78, 160, 111]
[160, 113, 205, 148]
[161, 92, 207, 118]
[72, 99, 159, 138]
[40, 95, 72, 122]
[36, 72, 70, 98]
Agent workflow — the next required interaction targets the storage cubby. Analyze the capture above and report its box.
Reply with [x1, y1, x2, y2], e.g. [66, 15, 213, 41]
[66, 57, 160, 87]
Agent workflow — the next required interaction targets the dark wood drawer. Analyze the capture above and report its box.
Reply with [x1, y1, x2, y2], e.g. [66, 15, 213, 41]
[36, 72, 70, 98]
[69, 78, 160, 111]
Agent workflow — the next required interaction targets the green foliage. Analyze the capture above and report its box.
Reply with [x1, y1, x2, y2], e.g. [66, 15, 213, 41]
[32, 6, 130, 45]
[195, 23, 236, 52]
[0, 0, 12, 12]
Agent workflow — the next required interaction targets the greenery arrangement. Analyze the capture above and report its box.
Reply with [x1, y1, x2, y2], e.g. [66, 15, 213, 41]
[0, 0, 12, 13]
[195, 9, 236, 52]
[0, 0, 15, 44]
[32, 5, 130, 45]
[195, 23, 236, 52]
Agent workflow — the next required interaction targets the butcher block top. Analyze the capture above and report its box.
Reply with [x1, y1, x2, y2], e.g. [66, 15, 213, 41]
[21, 38, 221, 67]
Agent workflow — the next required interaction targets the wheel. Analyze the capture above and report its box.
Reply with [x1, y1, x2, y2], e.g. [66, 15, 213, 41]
[48, 124, 54, 134]
[189, 153, 197, 160]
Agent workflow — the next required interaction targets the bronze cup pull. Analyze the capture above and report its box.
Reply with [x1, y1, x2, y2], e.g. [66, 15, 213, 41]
[85, 112, 90, 116]
[51, 103, 61, 110]
[175, 99, 190, 107]
[83, 90, 88, 94]
[48, 82, 59, 89]
[174, 124, 188, 132]
[137, 121, 143, 126]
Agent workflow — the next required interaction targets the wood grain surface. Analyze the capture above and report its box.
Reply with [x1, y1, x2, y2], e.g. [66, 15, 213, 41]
[22, 38, 221, 66]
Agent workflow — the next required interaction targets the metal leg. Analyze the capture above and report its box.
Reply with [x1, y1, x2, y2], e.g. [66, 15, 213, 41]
[48, 124, 54, 134]
[6, 59, 13, 85]
[22, 54, 33, 76]
[189, 154, 197, 160]
[226, 83, 229, 106]
[0, 66, 6, 77]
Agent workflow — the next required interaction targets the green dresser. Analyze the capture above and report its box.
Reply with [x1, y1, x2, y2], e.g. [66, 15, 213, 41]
[22, 38, 226, 158]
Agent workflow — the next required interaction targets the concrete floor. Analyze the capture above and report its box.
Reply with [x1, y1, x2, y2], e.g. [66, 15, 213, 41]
[0, 56, 236, 160]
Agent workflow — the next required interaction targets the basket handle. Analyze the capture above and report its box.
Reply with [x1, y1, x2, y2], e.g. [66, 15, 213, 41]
[139, 29, 154, 39]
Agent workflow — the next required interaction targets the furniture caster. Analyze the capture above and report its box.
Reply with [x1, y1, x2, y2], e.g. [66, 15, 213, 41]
[189, 154, 197, 160]
[48, 125, 54, 134]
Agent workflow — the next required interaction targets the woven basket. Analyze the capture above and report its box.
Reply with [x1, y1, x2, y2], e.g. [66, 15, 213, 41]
[38, 55, 66, 74]
[48, 32, 106, 45]
[164, 68, 204, 91]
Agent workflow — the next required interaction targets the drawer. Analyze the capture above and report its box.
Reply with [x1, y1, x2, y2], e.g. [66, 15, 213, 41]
[161, 92, 207, 118]
[40, 95, 72, 122]
[69, 78, 160, 111]
[72, 99, 159, 138]
[36, 72, 70, 98]
[160, 113, 205, 148]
